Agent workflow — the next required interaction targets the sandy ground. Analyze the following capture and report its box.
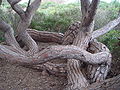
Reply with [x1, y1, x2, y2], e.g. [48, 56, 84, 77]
[0, 60, 67, 90]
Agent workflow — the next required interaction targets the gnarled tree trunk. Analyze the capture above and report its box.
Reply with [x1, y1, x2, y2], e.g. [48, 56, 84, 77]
[0, 0, 120, 90]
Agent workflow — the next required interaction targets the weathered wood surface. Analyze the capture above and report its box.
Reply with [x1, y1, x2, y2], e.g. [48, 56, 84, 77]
[87, 74, 120, 90]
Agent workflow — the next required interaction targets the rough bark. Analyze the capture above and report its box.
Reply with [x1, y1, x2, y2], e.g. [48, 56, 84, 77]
[62, 21, 81, 45]
[0, 20, 20, 48]
[87, 40, 111, 83]
[92, 16, 120, 39]
[30, 62, 67, 76]
[7, 0, 41, 54]
[0, 45, 110, 66]
[27, 29, 63, 44]
[0, 20, 26, 55]
[87, 74, 120, 90]
[65, 0, 100, 89]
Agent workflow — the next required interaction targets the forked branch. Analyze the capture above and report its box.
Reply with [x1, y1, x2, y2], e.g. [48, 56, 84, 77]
[26, 0, 41, 19]
[7, 0, 42, 54]
[7, 0, 25, 19]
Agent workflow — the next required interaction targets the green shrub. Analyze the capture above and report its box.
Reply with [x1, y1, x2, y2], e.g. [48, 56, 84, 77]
[30, 2, 81, 33]
[0, 1, 120, 52]
[98, 30, 120, 51]
[30, 2, 120, 33]
[0, 2, 19, 42]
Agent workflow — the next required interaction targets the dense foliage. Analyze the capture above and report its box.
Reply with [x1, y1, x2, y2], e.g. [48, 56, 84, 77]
[0, 1, 120, 52]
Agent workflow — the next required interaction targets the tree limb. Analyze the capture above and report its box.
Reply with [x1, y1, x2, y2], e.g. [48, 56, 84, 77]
[0, 45, 110, 66]
[87, 74, 120, 90]
[87, 39, 111, 83]
[30, 62, 67, 76]
[80, 0, 90, 16]
[82, 0, 100, 27]
[7, 0, 25, 19]
[0, 20, 20, 48]
[27, 29, 63, 44]
[26, 0, 31, 11]
[10, 0, 42, 54]
[92, 16, 120, 39]
[26, 0, 41, 19]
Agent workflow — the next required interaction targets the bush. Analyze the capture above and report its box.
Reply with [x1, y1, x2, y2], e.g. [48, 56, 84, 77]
[0, 2, 19, 42]
[30, 1, 120, 33]
[98, 30, 120, 51]
[30, 2, 81, 33]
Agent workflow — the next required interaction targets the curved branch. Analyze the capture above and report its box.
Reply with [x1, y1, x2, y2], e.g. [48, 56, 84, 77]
[0, 45, 110, 66]
[29, 40, 111, 78]
[87, 40, 111, 83]
[92, 16, 120, 39]
[27, 29, 63, 44]
[7, 0, 39, 54]
[7, 0, 25, 19]
[0, 20, 20, 48]
[35, 45, 110, 65]
[13, 0, 42, 54]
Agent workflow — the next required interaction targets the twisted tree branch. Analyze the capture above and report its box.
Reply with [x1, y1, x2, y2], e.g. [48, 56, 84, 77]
[0, 44, 110, 67]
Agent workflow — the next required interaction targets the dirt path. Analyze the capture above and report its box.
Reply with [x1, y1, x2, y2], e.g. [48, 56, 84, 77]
[0, 59, 67, 90]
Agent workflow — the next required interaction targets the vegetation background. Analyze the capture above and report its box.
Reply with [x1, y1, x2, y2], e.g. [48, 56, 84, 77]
[0, 0, 120, 60]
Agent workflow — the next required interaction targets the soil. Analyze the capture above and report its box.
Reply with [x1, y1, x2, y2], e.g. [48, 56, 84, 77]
[0, 42, 120, 90]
